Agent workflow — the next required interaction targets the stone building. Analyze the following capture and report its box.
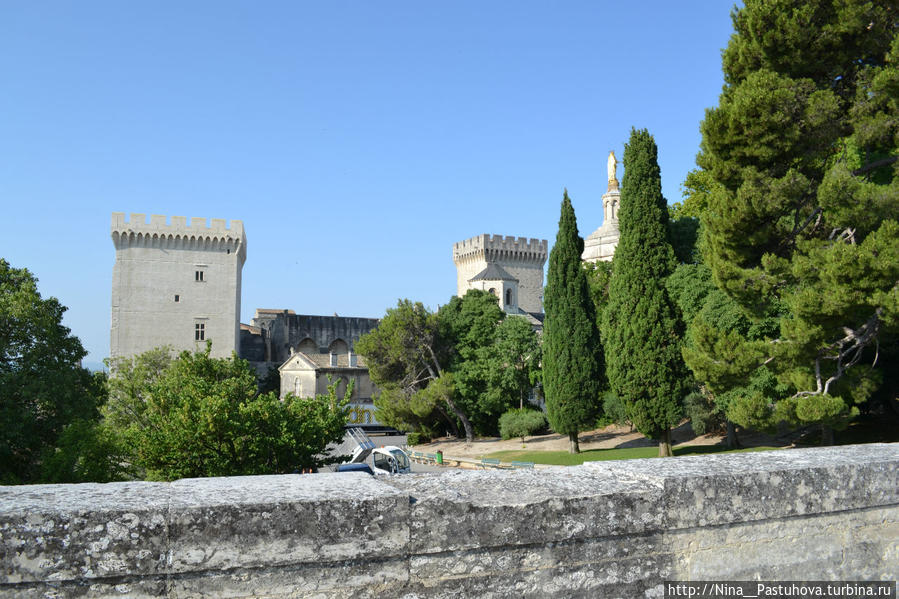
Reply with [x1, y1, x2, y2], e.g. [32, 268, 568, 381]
[110, 213, 246, 361]
[452, 234, 548, 324]
[240, 310, 382, 426]
[582, 151, 622, 263]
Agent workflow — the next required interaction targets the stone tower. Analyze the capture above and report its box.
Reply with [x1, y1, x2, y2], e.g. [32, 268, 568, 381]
[582, 151, 622, 263]
[453, 234, 548, 315]
[110, 213, 246, 361]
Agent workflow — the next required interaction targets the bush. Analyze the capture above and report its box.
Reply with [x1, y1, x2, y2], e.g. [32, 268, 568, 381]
[406, 431, 430, 446]
[602, 392, 629, 427]
[684, 391, 722, 436]
[499, 408, 547, 443]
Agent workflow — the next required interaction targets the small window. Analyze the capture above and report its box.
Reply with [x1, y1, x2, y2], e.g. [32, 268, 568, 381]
[226, 249, 230, 254]
[195, 270, 204, 282]
[349, 352, 357, 367]
[329, 352, 338, 367]
[174, 294, 180, 302]
[505, 289, 512, 306]
[195, 323, 205, 341]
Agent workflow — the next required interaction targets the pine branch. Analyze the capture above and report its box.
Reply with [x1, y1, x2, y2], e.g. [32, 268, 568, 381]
[792, 308, 883, 398]
[851, 156, 899, 176]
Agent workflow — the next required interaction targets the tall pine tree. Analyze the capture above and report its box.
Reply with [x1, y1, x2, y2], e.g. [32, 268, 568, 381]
[602, 129, 690, 457]
[543, 191, 603, 453]
[696, 0, 899, 440]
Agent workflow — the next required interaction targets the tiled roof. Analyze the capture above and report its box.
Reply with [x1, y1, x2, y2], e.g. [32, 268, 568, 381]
[469, 263, 517, 282]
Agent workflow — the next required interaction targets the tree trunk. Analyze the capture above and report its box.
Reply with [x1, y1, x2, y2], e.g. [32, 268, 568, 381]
[821, 423, 834, 446]
[725, 420, 741, 449]
[658, 428, 673, 457]
[569, 432, 580, 454]
[424, 345, 474, 443]
[444, 396, 474, 443]
[434, 404, 460, 439]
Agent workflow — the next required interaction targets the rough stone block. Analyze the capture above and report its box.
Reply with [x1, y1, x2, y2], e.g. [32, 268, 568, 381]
[166, 474, 410, 573]
[0, 482, 169, 584]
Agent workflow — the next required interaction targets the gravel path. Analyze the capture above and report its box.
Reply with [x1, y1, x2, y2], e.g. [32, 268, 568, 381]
[412, 422, 785, 459]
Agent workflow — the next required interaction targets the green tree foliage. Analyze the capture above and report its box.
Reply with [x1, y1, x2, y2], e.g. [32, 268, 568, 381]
[601, 129, 690, 457]
[498, 408, 547, 443]
[583, 260, 612, 329]
[356, 299, 474, 441]
[122, 345, 348, 480]
[696, 0, 899, 438]
[437, 290, 507, 435]
[601, 392, 630, 428]
[0, 259, 103, 483]
[543, 191, 603, 453]
[39, 415, 134, 483]
[485, 315, 542, 410]
[361, 293, 542, 441]
[104, 346, 174, 435]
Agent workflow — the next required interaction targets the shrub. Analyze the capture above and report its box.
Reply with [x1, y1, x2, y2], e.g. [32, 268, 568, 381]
[602, 392, 629, 427]
[684, 391, 722, 436]
[499, 408, 547, 443]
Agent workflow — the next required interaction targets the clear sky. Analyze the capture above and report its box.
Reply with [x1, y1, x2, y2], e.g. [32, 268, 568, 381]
[0, 2, 736, 369]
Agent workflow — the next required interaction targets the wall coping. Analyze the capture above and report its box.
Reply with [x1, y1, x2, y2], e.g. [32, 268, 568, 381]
[2, 443, 897, 596]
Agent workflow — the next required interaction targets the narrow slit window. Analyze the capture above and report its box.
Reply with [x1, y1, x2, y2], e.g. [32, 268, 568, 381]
[174, 294, 180, 302]
[195, 323, 205, 341]
[195, 270, 204, 282]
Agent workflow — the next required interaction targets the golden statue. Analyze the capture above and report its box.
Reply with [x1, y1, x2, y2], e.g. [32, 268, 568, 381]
[607, 151, 618, 183]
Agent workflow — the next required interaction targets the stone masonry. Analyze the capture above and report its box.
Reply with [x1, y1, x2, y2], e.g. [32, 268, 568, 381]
[110, 213, 246, 361]
[2, 444, 897, 598]
[453, 234, 548, 316]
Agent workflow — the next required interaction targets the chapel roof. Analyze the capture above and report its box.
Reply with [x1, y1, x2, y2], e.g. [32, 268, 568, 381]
[469, 263, 517, 282]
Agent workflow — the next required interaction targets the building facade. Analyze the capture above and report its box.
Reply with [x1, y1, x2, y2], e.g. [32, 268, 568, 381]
[110, 213, 246, 361]
[240, 309, 383, 426]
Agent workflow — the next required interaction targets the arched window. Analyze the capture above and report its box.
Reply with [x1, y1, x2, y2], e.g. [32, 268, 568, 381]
[506, 289, 512, 306]
[297, 338, 317, 355]
[329, 339, 349, 367]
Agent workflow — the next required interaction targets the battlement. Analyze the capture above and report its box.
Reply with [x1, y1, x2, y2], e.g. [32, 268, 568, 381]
[111, 213, 246, 256]
[453, 234, 547, 263]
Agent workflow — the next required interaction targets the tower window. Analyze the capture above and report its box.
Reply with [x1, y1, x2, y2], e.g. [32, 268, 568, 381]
[174, 294, 180, 302]
[195, 323, 205, 341]
[506, 289, 512, 306]
[195, 270, 204, 282]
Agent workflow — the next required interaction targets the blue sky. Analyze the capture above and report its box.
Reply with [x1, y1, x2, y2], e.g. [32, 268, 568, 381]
[0, 2, 735, 368]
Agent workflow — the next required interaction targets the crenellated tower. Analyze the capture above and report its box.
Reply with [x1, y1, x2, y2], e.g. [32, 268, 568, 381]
[110, 213, 246, 361]
[453, 234, 548, 315]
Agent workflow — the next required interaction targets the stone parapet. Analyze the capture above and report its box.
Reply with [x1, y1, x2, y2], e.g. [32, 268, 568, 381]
[111, 213, 247, 263]
[452, 234, 548, 264]
[2, 444, 897, 598]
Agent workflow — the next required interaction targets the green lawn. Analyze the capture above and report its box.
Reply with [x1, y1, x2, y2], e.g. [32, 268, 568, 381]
[485, 444, 782, 466]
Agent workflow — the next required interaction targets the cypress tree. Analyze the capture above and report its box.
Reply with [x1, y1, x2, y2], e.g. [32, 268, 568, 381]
[601, 129, 689, 457]
[543, 191, 603, 453]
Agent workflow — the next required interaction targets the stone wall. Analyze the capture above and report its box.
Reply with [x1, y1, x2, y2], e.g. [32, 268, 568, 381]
[110, 213, 246, 361]
[249, 310, 380, 365]
[2, 444, 897, 598]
